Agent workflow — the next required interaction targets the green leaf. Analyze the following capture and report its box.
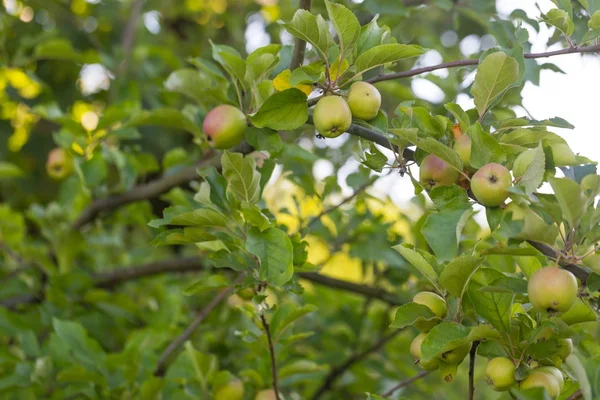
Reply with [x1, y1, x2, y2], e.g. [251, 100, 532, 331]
[245, 127, 283, 154]
[466, 274, 513, 332]
[246, 228, 294, 286]
[366, 394, 386, 400]
[479, 276, 528, 293]
[444, 103, 471, 133]
[165, 68, 229, 105]
[390, 128, 463, 172]
[543, 9, 575, 36]
[221, 151, 261, 204]
[356, 16, 390, 55]
[559, 298, 597, 325]
[496, 116, 574, 130]
[170, 208, 228, 227]
[548, 177, 585, 227]
[589, 10, 600, 29]
[183, 275, 230, 295]
[421, 322, 499, 361]
[0, 162, 24, 179]
[390, 302, 439, 329]
[392, 244, 442, 292]
[211, 42, 246, 86]
[467, 123, 507, 169]
[241, 202, 272, 231]
[517, 145, 545, 194]
[399, 106, 446, 139]
[471, 52, 519, 117]
[250, 88, 309, 131]
[279, 10, 335, 61]
[439, 256, 484, 299]
[245, 53, 279, 83]
[325, 0, 360, 59]
[270, 303, 317, 339]
[126, 108, 201, 136]
[52, 318, 106, 373]
[422, 207, 473, 262]
[353, 44, 426, 78]
[34, 38, 99, 63]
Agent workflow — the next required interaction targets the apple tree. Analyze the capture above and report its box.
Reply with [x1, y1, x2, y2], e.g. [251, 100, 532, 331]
[1, 1, 600, 399]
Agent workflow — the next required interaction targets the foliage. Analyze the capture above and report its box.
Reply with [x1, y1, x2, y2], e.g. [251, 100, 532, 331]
[1, 1, 600, 400]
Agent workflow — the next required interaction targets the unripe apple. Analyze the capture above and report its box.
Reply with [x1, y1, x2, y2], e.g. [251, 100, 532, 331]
[528, 267, 578, 313]
[535, 366, 564, 392]
[438, 342, 471, 364]
[410, 333, 439, 371]
[214, 378, 244, 400]
[419, 154, 460, 190]
[520, 371, 561, 399]
[485, 357, 516, 391]
[46, 148, 74, 180]
[313, 95, 352, 138]
[413, 292, 447, 319]
[581, 174, 600, 197]
[503, 203, 558, 245]
[556, 338, 573, 360]
[471, 163, 512, 207]
[255, 389, 277, 400]
[347, 81, 381, 121]
[203, 104, 247, 149]
[512, 148, 536, 178]
[453, 135, 471, 168]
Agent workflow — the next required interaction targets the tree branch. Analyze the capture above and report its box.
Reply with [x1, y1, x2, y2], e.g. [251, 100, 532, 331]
[567, 390, 583, 400]
[366, 44, 600, 84]
[113, 0, 145, 90]
[310, 329, 403, 400]
[526, 240, 590, 283]
[468, 341, 481, 400]
[289, 0, 312, 70]
[153, 274, 245, 376]
[260, 314, 282, 400]
[380, 370, 430, 398]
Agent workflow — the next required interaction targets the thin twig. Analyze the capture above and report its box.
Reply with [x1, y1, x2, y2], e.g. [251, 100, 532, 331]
[260, 314, 282, 400]
[114, 0, 145, 79]
[468, 341, 481, 400]
[526, 241, 589, 283]
[380, 370, 430, 398]
[153, 274, 245, 376]
[567, 390, 583, 400]
[310, 329, 403, 400]
[289, 0, 312, 70]
[367, 44, 600, 84]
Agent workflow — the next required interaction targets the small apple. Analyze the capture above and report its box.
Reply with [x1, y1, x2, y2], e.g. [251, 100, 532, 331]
[413, 292, 447, 319]
[581, 174, 600, 197]
[520, 371, 561, 399]
[410, 333, 439, 371]
[313, 95, 352, 138]
[347, 81, 381, 121]
[46, 148, 73, 180]
[419, 154, 460, 190]
[556, 338, 573, 360]
[214, 378, 244, 400]
[471, 163, 512, 207]
[255, 389, 277, 400]
[485, 357, 516, 391]
[512, 148, 536, 178]
[503, 203, 558, 245]
[203, 104, 247, 149]
[438, 342, 471, 364]
[528, 267, 578, 313]
[453, 135, 471, 168]
[535, 366, 564, 392]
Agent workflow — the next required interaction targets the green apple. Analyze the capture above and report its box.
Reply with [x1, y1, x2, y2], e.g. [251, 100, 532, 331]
[203, 104, 247, 149]
[255, 389, 277, 400]
[556, 338, 573, 360]
[471, 163, 512, 207]
[581, 174, 600, 197]
[46, 148, 74, 180]
[453, 135, 471, 168]
[503, 203, 558, 245]
[512, 148, 536, 178]
[419, 154, 460, 190]
[347, 81, 381, 121]
[528, 267, 578, 313]
[485, 357, 516, 391]
[214, 378, 244, 400]
[413, 291, 447, 319]
[438, 342, 471, 364]
[520, 371, 561, 399]
[313, 95, 352, 138]
[535, 366, 564, 392]
[410, 333, 439, 371]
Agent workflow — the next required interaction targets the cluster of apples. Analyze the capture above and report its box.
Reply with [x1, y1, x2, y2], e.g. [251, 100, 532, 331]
[409, 266, 579, 398]
[313, 81, 382, 137]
